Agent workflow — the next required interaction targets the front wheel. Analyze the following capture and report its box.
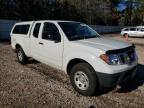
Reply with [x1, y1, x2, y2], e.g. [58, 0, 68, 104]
[70, 63, 100, 96]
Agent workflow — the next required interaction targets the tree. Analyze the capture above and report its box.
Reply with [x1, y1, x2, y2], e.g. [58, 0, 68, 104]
[0, 0, 16, 19]
[133, 0, 144, 25]
[0, 0, 82, 21]
[110, 0, 121, 6]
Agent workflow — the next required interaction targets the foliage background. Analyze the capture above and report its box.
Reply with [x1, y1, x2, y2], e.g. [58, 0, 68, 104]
[0, 0, 144, 26]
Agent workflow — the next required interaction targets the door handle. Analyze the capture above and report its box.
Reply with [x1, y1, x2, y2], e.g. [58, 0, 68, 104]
[39, 42, 44, 45]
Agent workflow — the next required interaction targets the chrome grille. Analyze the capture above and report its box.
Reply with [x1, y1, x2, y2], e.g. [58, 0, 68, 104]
[106, 45, 136, 65]
[119, 50, 136, 64]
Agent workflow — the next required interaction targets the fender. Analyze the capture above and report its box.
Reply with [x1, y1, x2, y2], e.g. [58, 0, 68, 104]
[63, 51, 111, 74]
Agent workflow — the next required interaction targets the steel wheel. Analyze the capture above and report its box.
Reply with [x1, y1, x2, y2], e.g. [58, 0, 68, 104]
[70, 63, 100, 96]
[17, 50, 23, 62]
[16, 47, 28, 64]
[74, 71, 89, 90]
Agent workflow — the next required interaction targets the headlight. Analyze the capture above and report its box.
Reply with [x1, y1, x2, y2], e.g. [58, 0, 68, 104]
[109, 54, 121, 65]
[134, 51, 138, 60]
[100, 54, 121, 65]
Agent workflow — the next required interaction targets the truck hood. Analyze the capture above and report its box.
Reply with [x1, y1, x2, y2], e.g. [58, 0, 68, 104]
[74, 37, 132, 52]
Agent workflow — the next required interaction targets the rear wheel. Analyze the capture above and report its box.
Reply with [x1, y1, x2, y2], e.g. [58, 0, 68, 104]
[123, 33, 129, 37]
[70, 63, 100, 96]
[16, 47, 28, 64]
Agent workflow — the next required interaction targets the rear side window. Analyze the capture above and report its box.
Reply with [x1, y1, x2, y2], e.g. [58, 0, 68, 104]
[33, 23, 41, 38]
[13, 24, 30, 34]
[124, 28, 128, 31]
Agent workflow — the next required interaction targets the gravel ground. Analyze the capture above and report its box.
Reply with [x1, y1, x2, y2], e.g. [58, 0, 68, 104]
[0, 34, 144, 108]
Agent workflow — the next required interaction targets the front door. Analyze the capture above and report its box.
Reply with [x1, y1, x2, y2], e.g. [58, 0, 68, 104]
[38, 22, 63, 69]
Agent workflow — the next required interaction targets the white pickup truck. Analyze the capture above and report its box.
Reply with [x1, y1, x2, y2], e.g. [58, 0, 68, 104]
[11, 20, 138, 96]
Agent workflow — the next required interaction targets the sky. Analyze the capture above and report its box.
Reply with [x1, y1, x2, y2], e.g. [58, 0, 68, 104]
[116, 0, 140, 12]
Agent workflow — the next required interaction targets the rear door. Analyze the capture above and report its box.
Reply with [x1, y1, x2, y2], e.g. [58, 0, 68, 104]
[38, 22, 63, 69]
[31, 21, 42, 59]
[129, 28, 136, 36]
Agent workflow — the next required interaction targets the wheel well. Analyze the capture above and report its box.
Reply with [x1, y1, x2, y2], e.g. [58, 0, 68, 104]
[15, 44, 21, 49]
[67, 58, 89, 75]
[123, 33, 129, 37]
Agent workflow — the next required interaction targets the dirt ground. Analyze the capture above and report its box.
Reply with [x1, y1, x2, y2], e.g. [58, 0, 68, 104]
[0, 34, 144, 108]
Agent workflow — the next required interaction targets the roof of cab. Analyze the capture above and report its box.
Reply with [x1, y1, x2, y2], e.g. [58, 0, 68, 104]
[136, 26, 144, 28]
[15, 20, 79, 25]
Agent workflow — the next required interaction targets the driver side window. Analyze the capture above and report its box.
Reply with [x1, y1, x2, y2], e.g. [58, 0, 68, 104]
[42, 22, 61, 41]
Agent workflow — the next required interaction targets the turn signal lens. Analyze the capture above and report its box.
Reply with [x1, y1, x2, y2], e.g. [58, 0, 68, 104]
[100, 54, 109, 64]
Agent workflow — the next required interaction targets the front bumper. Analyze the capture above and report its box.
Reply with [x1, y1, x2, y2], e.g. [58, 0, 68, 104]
[96, 66, 137, 88]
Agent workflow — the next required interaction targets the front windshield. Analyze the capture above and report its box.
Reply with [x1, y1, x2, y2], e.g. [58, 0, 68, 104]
[58, 22, 100, 41]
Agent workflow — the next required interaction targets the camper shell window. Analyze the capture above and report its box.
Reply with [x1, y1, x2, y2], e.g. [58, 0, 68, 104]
[13, 24, 30, 35]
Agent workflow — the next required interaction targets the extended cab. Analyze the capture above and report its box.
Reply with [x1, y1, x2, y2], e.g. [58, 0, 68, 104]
[11, 20, 138, 96]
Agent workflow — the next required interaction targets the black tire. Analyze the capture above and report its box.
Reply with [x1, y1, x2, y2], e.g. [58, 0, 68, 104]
[70, 63, 100, 96]
[16, 47, 28, 64]
[123, 33, 129, 37]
